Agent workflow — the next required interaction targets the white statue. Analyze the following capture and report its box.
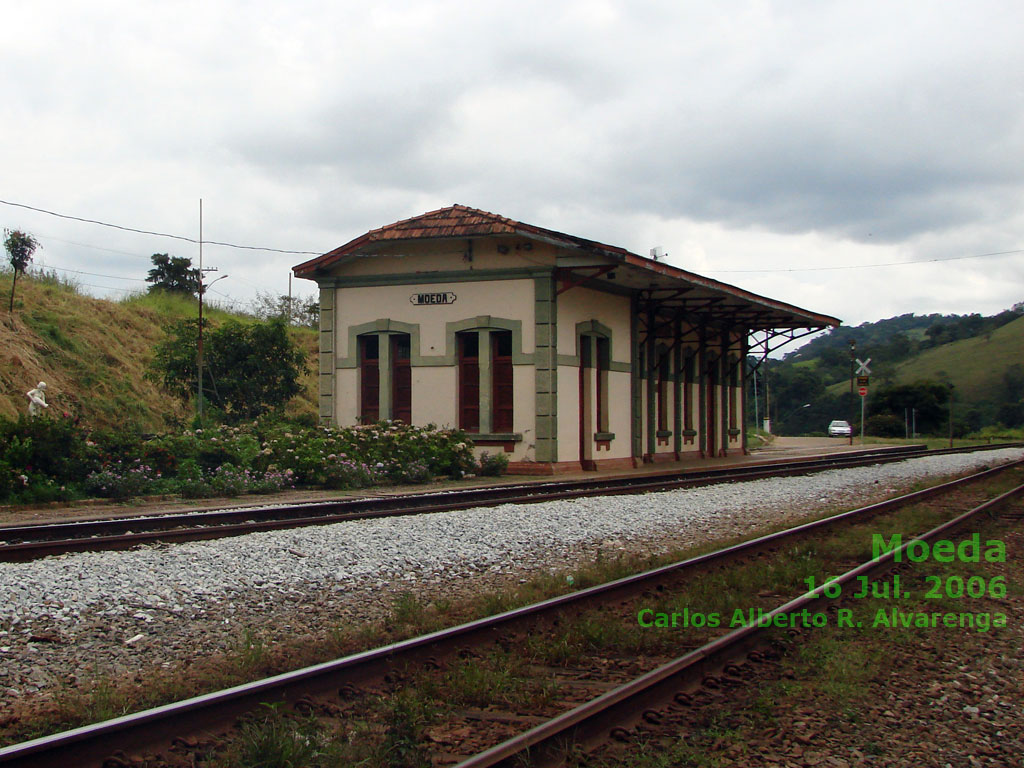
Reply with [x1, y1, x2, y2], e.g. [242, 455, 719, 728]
[26, 381, 48, 416]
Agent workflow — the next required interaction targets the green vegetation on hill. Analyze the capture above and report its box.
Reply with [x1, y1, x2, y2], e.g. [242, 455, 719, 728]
[892, 315, 1024, 405]
[760, 308, 1024, 436]
[0, 269, 318, 431]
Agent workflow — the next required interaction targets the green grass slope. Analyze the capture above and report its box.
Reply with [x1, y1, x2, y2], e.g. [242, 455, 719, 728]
[891, 314, 1024, 405]
[0, 272, 318, 431]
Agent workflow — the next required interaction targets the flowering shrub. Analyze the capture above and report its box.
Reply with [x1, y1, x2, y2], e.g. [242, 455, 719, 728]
[83, 459, 166, 499]
[257, 421, 475, 484]
[250, 468, 295, 494]
[389, 459, 433, 484]
[0, 416, 481, 503]
[319, 457, 382, 490]
[477, 451, 510, 477]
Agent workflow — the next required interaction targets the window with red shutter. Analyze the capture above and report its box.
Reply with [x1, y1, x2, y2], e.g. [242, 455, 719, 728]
[492, 331, 513, 432]
[359, 334, 379, 423]
[457, 332, 479, 432]
[392, 334, 411, 423]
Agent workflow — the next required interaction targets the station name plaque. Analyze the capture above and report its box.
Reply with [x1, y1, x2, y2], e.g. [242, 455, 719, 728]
[410, 291, 456, 306]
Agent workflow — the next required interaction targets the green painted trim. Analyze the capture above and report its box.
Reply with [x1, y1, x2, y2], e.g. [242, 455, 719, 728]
[534, 274, 558, 462]
[378, 332, 392, 419]
[645, 309, 656, 458]
[444, 317, 530, 366]
[698, 331, 707, 455]
[335, 317, 531, 370]
[673, 320, 683, 453]
[594, 432, 616, 441]
[478, 329, 493, 434]
[469, 432, 523, 442]
[557, 319, 629, 370]
[321, 267, 550, 289]
[318, 286, 336, 425]
[337, 319, 424, 369]
[630, 294, 642, 459]
[574, 319, 613, 344]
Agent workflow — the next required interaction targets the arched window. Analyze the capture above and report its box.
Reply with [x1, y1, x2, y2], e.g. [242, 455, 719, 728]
[457, 331, 480, 431]
[392, 334, 411, 423]
[358, 331, 411, 423]
[491, 331, 513, 432]
[457, 328, 514, 434]
[358, 334, 379, 423]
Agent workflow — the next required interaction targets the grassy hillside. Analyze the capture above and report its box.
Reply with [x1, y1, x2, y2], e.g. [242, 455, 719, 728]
[891, 314, 1024, 406]
[0, 271, 318, 431]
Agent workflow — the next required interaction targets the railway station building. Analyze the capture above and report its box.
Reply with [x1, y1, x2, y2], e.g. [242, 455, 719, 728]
[293, 205, 839, 473]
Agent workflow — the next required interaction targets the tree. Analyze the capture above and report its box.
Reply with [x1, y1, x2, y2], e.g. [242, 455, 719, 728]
[4, 229, 40, 313]
[151, 317, 308, 422]
[867, 381, 950, 434]
[146, 253, 200, 296]
[250, 291, 320, 328]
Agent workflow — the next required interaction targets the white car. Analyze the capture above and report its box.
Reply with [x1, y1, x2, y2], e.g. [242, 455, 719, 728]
[828, 420, 852, 437]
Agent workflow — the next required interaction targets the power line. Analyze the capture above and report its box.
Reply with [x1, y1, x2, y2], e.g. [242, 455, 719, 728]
[36, 263, 148, 282]
[35, 233, 155, 259]
[0, 198, 320, 255]
[704, 248, 1024, 274]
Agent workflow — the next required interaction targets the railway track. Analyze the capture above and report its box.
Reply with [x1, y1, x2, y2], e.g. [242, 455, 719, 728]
[1, 452, 1020, 766]
[1, 443, 1017, 562]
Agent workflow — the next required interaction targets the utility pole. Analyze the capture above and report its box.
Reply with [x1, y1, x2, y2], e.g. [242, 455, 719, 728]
[948, 383, 955, 448]
[197, 199, 204, 420]
[196, 199, 228, 420]
[848, 339, 856, 446]
[752, 363, 759, 435]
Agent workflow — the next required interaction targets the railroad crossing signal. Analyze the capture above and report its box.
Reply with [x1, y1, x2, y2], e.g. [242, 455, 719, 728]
[858, 386, 868, 397]
[856, 358, 872, 376]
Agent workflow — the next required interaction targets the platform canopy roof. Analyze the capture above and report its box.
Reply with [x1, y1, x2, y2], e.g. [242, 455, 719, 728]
[294, 205, 840, 340]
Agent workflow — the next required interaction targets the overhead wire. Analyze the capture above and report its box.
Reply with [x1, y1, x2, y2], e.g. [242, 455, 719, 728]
[703, 248, 1024, 274]
[0, 197, 320, 255]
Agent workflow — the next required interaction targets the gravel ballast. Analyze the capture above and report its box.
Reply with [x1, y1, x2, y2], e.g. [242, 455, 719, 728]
[0, 448, 1021, 706]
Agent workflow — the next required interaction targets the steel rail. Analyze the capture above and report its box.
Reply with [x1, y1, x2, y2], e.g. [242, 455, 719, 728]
[454, 480, 1024, 767]
[2, 444, 1017, 562]
[0, 457, 1019, 767]
[3, 444, 925, 540]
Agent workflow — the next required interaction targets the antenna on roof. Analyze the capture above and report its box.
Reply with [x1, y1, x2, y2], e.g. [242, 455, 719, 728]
[650, 247, 665, 261]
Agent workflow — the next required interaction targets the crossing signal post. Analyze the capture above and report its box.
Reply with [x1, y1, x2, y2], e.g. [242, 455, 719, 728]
[855, 362, 871, 443]
[848, 341, 856, 445]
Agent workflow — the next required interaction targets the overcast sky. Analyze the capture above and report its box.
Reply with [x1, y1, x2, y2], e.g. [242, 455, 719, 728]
[3, 0, 1022, 347]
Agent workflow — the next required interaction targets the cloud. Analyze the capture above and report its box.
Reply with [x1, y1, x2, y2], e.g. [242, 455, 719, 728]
[1, 0, 1022, 330]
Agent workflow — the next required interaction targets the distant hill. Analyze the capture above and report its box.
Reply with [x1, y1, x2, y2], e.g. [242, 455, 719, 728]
[891, 315, 1024, 411]
[0, 270, 318, 431]
[763, 308, 1024, 435]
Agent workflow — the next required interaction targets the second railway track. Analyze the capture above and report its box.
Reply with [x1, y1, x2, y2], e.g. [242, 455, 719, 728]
[1, 450, 1021, 766]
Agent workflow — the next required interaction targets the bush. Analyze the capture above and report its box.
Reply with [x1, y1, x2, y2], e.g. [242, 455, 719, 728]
[174, 459, 211, 499]
[389, 460, 433, 484]
[0, 414, 97, 485]
[0, 415, 485, 504]
[249, 469, 295, 494]
[208, 463, 252, 497]
[83, 459, 164, 499]
[477, 451, 509, 477]
[320, 457, 381, 490]
[865, 414, 905, 438]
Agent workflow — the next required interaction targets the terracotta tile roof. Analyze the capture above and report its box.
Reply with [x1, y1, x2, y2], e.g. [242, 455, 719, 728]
[293, 204, 633, 276]
[292, 204, 840, 330]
